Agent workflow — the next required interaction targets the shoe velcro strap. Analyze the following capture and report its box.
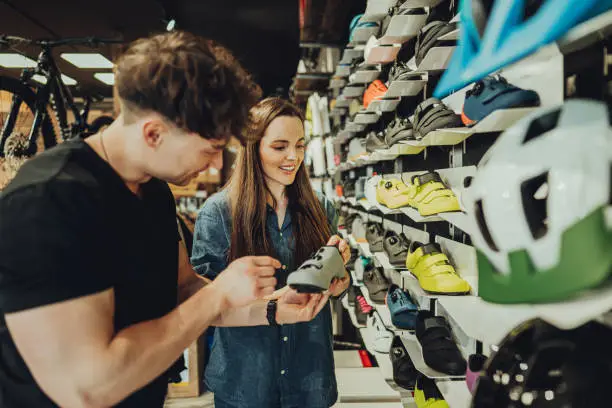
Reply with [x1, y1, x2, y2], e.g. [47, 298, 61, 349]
[413, 99, 460, 136]
[419, 317, 450, 335]
[420, 258, 455, 274]
[415, 185, 456, 204]
[420, 243, 442, 255]
[412, 171, 443, 186]
[481, 86, 522, 104]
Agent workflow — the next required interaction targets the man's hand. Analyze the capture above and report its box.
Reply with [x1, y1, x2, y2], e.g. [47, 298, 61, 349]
[327, 235, 351, 264]
[265, 286, 330, 324]
[212, 256, 280, 309]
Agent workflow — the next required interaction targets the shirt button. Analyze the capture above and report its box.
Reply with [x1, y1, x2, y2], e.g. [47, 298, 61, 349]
[283, 336, 288, 342]
[281, 369, 286, 375]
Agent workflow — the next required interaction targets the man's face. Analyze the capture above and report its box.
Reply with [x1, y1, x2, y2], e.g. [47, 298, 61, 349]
[146, 125, 226, 186]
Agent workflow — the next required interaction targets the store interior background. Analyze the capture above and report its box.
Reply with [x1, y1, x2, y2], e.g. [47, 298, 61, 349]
[1, 1, 611, 407]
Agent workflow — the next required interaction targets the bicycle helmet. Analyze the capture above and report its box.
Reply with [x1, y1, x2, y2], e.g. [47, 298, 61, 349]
[434, 0, 612, 97]
[465, 99, 612, 304]
[473, 319, 612, 408]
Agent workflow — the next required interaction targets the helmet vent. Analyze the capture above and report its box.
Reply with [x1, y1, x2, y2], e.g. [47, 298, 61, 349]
[523, 108, 561, 144]
[521, 172, 549, 240]
[475, 200, 499, 252]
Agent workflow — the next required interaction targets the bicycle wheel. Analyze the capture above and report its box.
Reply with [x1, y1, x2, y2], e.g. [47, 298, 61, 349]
[0, 76, 57, 157]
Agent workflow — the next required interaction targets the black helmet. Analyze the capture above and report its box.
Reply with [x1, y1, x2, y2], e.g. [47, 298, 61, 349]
[473, 319, 612, 408]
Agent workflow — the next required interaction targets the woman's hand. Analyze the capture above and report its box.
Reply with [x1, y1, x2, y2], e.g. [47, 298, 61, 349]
[326, 235, 351, 265]
[264, 287, 330, 325]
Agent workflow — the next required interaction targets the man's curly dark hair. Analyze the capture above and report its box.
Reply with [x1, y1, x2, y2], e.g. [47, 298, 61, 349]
[115, 30, 262, 142]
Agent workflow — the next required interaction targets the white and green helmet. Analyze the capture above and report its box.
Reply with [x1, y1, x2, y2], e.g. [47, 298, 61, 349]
[465, 99, 612, 303]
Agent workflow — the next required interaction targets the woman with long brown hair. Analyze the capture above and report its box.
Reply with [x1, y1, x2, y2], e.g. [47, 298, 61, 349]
[191, 97, 350, 408]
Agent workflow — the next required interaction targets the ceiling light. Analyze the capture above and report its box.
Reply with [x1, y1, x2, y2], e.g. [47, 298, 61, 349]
[0, 53, 37, 68]
[61, 74, 77, 86]
[32, 74, 47, 84]
[166, 19, 176, 31]
[94, 73, 115, 86]
[61, 53, 113, 69]
[32, 74, 77, 86]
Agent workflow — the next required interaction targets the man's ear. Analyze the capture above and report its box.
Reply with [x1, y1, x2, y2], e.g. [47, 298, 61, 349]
[142, 119, 169, 148]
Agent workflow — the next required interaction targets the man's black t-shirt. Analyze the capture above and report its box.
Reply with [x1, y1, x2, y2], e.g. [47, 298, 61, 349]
[0, 140, 179, 407]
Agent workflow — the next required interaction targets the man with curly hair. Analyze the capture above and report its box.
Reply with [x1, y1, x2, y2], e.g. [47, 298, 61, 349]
[0, 31, 331, 408]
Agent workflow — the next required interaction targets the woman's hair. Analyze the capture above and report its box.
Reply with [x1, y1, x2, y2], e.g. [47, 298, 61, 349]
[225, 97, 332, 265]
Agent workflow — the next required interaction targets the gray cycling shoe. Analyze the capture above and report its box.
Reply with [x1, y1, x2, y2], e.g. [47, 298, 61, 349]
[287, 246, 346, 293]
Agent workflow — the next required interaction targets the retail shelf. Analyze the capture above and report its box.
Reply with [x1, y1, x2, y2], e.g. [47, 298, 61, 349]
[358, 198, 375, 210]
[399, 207, 443, 223]
[343, 85, 366, 98]
[367, 97, 402, 113]
[384, 78, 427, 98]
[369, 143, 425, 161]
[435, 380, 472, 408]
[435, 235, 478, 285]
[336, 129, 355, 143]
[366, 44, 402, 65]
[359, 325, 379, 355]
[558, 10, 612, 54]
[374, 347, 395, 381]
[362, 0, 397, 23]
[331, 107, 348, 118]
[350, 68, 382, 84]
[340, 48, 365, 65]
[345, 121, 366, 132]
[348, 234, 359, 250]
[355, 111, 380, 124]
[335, 64, 351, 77]
[375, 251, 407, 272]
[399, 333, 465, 380]
[403, 108, 537, 148]
[350, 269, 365, 288]
[400, 0, 444, 9]
[335, 96, 351, 108]
[358, 242, 374, 258]
[350, 25, 380, 44]
[379, 14, 428, 45]
[436, 282, 612, 346]
[401, 273, 477, 311]
[361, 285, 394, 328]
[330, 78, 347, 89]
[407, 46, 455, 72]
[438, 28, 460, 41]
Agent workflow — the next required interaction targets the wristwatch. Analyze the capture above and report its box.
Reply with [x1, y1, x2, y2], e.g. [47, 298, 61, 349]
[266, 299, 279, 326]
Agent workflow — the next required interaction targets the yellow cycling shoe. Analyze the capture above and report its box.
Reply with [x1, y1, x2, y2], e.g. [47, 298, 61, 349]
[414, 375, 450, 408]
[405, 172, 460, 216]
[406, 242, 470, 295]
[376, 178, 411, 209]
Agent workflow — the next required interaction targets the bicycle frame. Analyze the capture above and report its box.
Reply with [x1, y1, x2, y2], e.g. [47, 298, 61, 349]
[19, 45, 91, 142]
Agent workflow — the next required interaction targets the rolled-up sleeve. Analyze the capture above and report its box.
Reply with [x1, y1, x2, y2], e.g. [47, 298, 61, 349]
[190, 195, 231, 280]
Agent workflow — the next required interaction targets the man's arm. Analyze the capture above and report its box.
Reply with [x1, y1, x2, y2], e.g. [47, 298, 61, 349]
[6, 254, 278, 408]
[6, 282, 224, 408]
[177, 243, 330, 327]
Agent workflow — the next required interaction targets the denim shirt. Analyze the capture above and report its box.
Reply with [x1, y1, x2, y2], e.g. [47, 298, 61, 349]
[191, 190, 339, 408]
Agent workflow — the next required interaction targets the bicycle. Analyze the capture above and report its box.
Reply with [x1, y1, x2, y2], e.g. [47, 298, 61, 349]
[0, 35, 124, 157]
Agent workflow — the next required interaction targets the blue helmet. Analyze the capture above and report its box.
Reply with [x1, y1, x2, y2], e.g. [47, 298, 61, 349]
[434, 0, 612, 98]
